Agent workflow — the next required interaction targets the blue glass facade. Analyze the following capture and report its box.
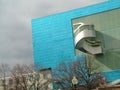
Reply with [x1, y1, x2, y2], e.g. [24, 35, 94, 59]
[32, 0, 120, 81]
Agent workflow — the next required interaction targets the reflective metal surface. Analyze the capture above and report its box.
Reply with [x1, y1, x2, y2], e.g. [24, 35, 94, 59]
[73, 23, 102, 54]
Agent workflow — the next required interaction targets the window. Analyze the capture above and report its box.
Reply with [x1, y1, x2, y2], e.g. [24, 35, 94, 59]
[9, 79, 13, 86]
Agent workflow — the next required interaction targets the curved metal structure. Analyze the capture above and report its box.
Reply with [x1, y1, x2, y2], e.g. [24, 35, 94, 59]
[73, 23, 102, 54]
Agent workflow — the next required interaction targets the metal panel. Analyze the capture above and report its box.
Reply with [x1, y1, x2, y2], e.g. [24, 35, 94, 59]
[32, 0, 120, 69]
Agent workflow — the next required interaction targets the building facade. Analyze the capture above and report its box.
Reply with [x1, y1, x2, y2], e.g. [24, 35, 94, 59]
[72, 8, 120, 82]
[32, 0, 120, 82]
[0, 68, 52, 90]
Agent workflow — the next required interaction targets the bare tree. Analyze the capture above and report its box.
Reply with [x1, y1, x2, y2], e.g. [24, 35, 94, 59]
[10, 64, 52, 90]
[0, 63, 10, 90]
[10, 64, 30, 90]
[53, 59, 106, 90]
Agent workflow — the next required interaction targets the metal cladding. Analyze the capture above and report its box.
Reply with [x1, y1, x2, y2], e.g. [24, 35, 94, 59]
[32, 0, 120, 82]
[74, 24, 102, 54]
[32, 0, 120, 69]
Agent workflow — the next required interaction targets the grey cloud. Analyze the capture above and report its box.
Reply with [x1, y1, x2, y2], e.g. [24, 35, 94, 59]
[0, 0, 106, 66]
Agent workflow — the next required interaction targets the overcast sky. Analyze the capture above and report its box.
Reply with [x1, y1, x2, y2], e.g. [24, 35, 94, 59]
[0, 0, 106, 66]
